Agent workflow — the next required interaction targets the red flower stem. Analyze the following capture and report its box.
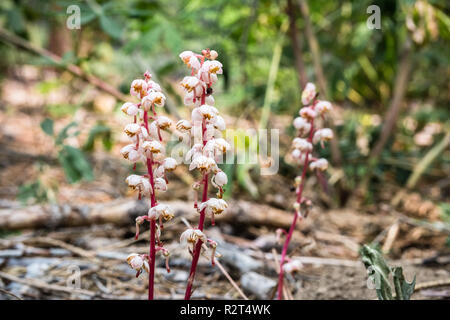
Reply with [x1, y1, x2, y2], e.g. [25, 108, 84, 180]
[277, 116, 315, 300]
[144, 110, 157, 300]
[184, 172, 208, 300]
[184, 90, 208, 300]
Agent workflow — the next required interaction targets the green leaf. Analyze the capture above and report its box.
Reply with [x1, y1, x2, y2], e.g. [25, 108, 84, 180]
[360, 245, 417, 300]
[56, 122, 78, 145]
[392, 267, 416, 300]
[83, 124, 112, 152]
[63, 145, 94, 182]
[99, 14, 123, 40]
[40, 118, 54, 136]
[360, 245, 393, 300]
[17, 180, 48, 205]
[58, 150, 81, 184]
[80, 11, 97, 25]
[58, 146, 93, 183]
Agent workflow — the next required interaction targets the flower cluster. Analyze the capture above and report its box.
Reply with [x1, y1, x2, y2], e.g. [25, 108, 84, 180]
[290, 82, 333, 193]
[121, 72, 176, 298]
[176, 49, 229, 299]
[277, 82, 334, 299]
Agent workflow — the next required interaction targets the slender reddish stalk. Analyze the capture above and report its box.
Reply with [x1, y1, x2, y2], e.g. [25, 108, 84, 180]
[184, 172, 208, 299]
[277, 117, 315, 299]
[144, 110, 157, 300]
[184, 90, 209, 300]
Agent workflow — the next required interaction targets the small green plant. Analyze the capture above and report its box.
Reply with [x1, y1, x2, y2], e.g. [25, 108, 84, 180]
[40, 118, 93, 184]
[360, 244, 416, 300]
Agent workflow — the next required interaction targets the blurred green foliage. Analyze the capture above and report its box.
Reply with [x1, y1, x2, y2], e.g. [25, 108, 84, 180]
[41, 118, 94, 183]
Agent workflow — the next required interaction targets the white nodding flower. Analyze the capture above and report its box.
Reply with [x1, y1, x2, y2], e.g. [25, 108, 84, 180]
[198, 104, 218, 120]
[313, 128, 333, 144]
[142, 92, 165, 110]
[163, 157, 177, 171]
[148, 204, 174, 221]
[299, 107, 317, 121]
[310, 158, 329, 171]
[205, 95, 215, 106]
[189, 155, 217, 172]
[199, 198, 228, 215]
[185, 143, 203, 162]
[214, 115, 226, 131]
[120, 144, 135, 159]
[124, 123, 142, 137]
[179, 50, 194, 63]
[154, 177, 167, 191]
[204, 138, 230, 156]
[208, 50, 218, 60]
[142, 140, 164, 154]
[156, 116, 172, 130]
[212, 171, 228, 188]
[292, 138, 313, 152]
[176, 119, 192, 132]
[283, 260, 303, 274]
[121, 102, 139, 116]
[180, 228, 207, 245]
[147, 91, 166, 107]
[130, 79, 148, 98]
[315, 100, 332, 115]
[127, 253, 144, 271]
[126, 174, 152, 195]
[147, 80, 162, 92]
[201, 60, 223, 75]
[179, 51, 201, 69]
[293, 117, 311, 134]
[291, 149, 307, 163]
[125, 174, 141, 187]
[188, 55, 201, 70]
[128, 149, 141, 163]
[301, 82, 316, 105]
[181, 76, 204, 97]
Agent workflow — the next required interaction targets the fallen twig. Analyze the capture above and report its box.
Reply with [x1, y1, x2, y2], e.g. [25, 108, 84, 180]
[0, 287, 23, 300]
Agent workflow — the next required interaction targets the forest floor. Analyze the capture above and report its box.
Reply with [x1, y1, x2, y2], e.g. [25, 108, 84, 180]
[0, 67, 449, 300]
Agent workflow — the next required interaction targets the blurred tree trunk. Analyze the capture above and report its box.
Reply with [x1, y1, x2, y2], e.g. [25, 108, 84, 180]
[286, 0, 307, 90]
[351, 38, 413, 204]
[48, 22, 72, 57]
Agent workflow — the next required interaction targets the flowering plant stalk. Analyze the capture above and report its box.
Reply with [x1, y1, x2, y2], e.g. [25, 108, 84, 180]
[121, 72, 177, 300]
[277, 83, 333, 299]
[176, 49, 230, 300]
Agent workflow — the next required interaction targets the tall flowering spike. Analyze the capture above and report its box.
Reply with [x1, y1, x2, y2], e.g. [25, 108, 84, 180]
[176, 49, 228, 300]
[277, 82, 334, 300]
[121, 72, 177, 300]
